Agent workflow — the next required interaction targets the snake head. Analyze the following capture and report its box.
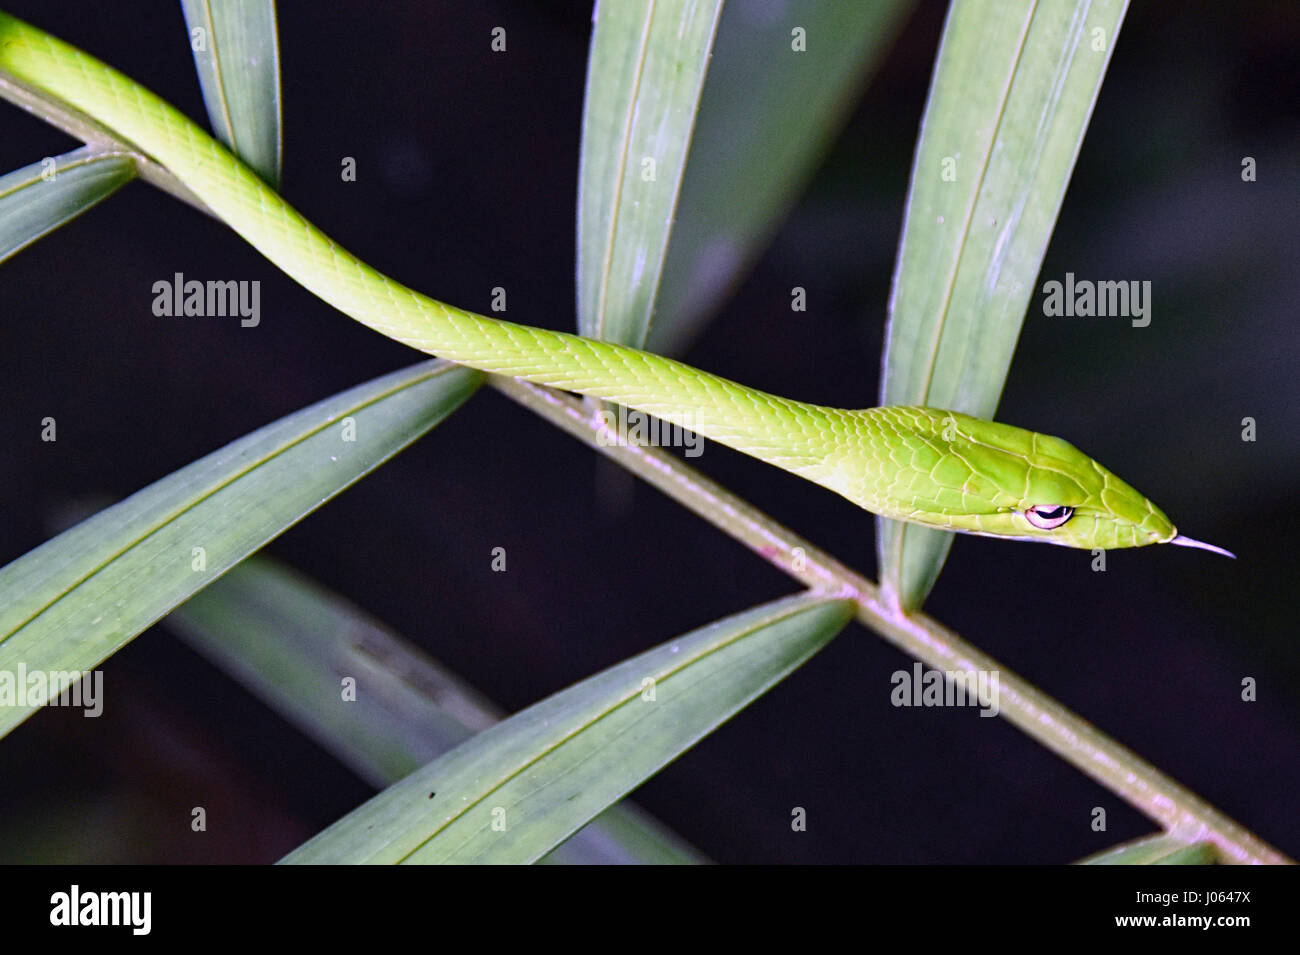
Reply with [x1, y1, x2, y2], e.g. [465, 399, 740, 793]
[944, 410, 1176, 550]
[847, 408, 1228, 553]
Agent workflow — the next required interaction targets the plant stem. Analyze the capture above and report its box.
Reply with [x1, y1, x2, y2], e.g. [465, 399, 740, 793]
[0, 73, 211, 215]
[494, 375, 1291, 865]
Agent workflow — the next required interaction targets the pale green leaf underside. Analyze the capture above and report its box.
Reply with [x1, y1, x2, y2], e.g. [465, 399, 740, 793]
[576, 0, 722, 348]
[167, 555, 707, 864]
[179, 0, 282, 187]
[652, 0, 913, 354]
[1077, 834, 1220, 865]
[0, 145, 133, 264]
[878, 0, 1129, 608]
[280, 592, 853, 864]
[0, 360, 481, 738]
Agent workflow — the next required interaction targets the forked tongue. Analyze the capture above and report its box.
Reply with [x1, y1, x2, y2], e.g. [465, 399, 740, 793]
[1170, 535, 1236, 559]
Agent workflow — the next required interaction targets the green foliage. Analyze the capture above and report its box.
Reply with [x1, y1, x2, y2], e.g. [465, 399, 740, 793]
[878, 0, 1129, 609]
[1078, 835, 1220, 866]
[577, 0, 722, 348]
[0, 361, 480, 738]
[168, 555, 708, 864]
[179, 0, 282, 187]
[0, 2, 1284, 865]
[280, 594, 851, 864]
[0, 146, 133, 264]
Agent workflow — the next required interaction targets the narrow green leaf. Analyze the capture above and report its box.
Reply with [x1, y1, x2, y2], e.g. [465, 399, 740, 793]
[576, 0, 723, 348]
[651, 0, 912, 354]
[537, 802, 706, 866]
[165, 556, 497, 787]
[0, 360, 481, 738]
[165, 555, 708, 864]
[280, 592, 853, 864]
[1077, 834, 1220, 865]
[877, 0, 1128, 609]
[0, 145, 134, 264]
[179, 0, 282, 187]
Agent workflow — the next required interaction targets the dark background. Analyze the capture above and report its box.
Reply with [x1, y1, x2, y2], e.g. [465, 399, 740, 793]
[1, 0, 1297, 863]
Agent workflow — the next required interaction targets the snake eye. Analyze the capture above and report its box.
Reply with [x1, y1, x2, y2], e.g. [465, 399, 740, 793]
[1024, 504, 1074, 529]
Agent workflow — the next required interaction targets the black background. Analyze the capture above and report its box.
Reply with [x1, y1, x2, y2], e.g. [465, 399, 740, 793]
[1, 0, 1297, 864]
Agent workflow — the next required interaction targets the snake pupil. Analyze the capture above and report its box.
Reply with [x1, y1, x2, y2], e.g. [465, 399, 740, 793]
[1025, 505, 1074, 529]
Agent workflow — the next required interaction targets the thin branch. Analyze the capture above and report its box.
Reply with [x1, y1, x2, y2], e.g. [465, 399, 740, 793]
[493, 375, 1291, 866]
[0, 72, 212, 216]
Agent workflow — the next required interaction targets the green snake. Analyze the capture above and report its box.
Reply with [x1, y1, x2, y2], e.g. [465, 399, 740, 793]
[0, 11, 1231, 558]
